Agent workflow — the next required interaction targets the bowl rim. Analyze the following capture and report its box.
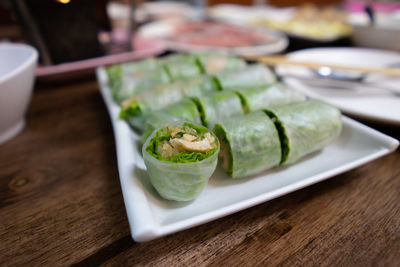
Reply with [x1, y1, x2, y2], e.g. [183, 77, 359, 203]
[0, 43, 38, 84]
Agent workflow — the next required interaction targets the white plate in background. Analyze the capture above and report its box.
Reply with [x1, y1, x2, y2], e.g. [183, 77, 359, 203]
[276, 47, 400, 125]
[136, 19, 288, 57]
[97, 67, 398, 242]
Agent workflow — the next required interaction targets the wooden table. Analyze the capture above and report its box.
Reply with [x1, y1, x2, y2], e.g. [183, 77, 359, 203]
[1, 76, 399, 266]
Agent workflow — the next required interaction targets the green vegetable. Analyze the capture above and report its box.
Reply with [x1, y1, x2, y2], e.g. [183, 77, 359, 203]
[120, 102, 141, 119]
[193, 91, 245, 129]
[143, 122, 219, 201]
[106, 58, 160, 101]
[226, 83, 306, 113]
[115, 67, 171, 102]
[109, 53, 249, 102]
[264, 100, 342, 165]
[119, 75, 221, 120]
[214, 64, 276, 90]
[195, 53, 247, 73]
[141, 99, 202, 142]
[214, 111, 281, 178]
[162, 54, 203, 80]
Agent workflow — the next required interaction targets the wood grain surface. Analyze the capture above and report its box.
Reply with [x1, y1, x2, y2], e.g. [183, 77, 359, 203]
[0, 76, 399, 266]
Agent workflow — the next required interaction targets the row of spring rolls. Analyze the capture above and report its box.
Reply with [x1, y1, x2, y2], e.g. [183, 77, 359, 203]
[142, 100, 342, 201]
[119, 63, 277, 119]
[214, 100, 342, 178]
[140, 83, 305, 141]
[106, 53, 248, 102]
[119, 64, 282, 132]
[107, 53, 342, 201]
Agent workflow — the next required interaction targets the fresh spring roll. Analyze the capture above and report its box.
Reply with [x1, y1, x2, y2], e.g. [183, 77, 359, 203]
[214, 64, 276, 90]
[120, 75, 220, 119]
[112, 54, 199, 102]
[143, 122, 220, 201]
[214, 111, 281, 178]
[264, 100, 342, 166]
[195, 53, 247, 73]
[193, 91, 245, 129]
[164, 54, 204, 80]
[106, 58, 158, 88]
[142, 98, 202, 140]
[227, 83, 306, 113]
[114, 67, 171, 102]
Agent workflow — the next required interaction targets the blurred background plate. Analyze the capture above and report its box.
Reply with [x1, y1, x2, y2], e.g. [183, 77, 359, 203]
[136, 18, 288, 56]
[208, 3, 353, 51]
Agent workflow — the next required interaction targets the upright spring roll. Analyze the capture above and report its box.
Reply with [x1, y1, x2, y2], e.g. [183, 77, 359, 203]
[193, 91, 245, 129]
[264, 100, 342, 165]
[214, 64, 276, 90]
[214, 111, 281, 178]
[142, 98, 202, 140]
[228, 84, 305, 113]
[143, 123, 219, 201]
[120, 75, 219, 119]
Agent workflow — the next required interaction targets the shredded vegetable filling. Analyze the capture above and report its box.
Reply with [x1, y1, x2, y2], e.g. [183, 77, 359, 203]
[156, 126, 217, 159]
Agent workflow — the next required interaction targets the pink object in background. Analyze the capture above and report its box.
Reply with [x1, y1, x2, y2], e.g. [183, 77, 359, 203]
[35, 35, 165, 77]
[345, 1, 400, 13]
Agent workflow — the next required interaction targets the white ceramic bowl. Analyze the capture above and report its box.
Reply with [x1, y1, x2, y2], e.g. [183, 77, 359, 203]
[0, 43, 38, 144]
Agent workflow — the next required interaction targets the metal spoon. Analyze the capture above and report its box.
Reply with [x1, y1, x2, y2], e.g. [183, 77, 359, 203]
[310, 67, 400, 97]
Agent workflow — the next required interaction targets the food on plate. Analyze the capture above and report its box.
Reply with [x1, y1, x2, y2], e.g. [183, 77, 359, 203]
[143, 122, 219, 201]
[142, 98, 202, 140]
[251, 4, 352, 40]
[113, 54, 201, 101]
[139, 81, 306, 140]
[162, 53, 204, 80]
[214, 64, 276, 89]
[107, 52, 247, 102]
[119, 64, 276, 121]
[225, 83, 305, 113]
[214, 111, 281, 178]
[192, 91, 245, 129]
[105, 53, 342, 188]
[115, 67, 171, 102]
[140, 90, 244, 140]
[214, 100, 342, 178]
[264, 100, 342, 165]
[120, 75, 220, 119]
[165, 21, 273, 47]
[196, 53, 247, 73]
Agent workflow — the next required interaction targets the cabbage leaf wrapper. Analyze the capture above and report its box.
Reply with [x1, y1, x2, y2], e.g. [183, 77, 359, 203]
[228, 84, 306, 113]
[111, 54, 199, 102]
[195, 53, 247, 73]
[105, 57, 158, 91]
[193, 91, 244, 129]
[120, 75, 219, 119]
[214, 64, 276, 90]
[214, 111, 281, 178]
[264, 100, 342, 165]
[164, 54, 204, 80]
[142, 98, 202, 141]
[113, 67, 171, 102]
[108, 53, 247, 102]
[143, 123, 219, 201]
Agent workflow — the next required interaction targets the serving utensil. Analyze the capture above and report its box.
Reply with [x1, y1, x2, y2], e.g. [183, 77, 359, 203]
[248, 55, 400, 77]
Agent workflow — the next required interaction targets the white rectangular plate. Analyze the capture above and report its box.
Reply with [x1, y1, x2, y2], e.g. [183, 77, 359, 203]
[97, 67, 399, 242]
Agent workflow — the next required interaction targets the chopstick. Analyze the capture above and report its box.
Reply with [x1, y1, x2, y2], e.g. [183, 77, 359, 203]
[247, 55, 400, 77]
